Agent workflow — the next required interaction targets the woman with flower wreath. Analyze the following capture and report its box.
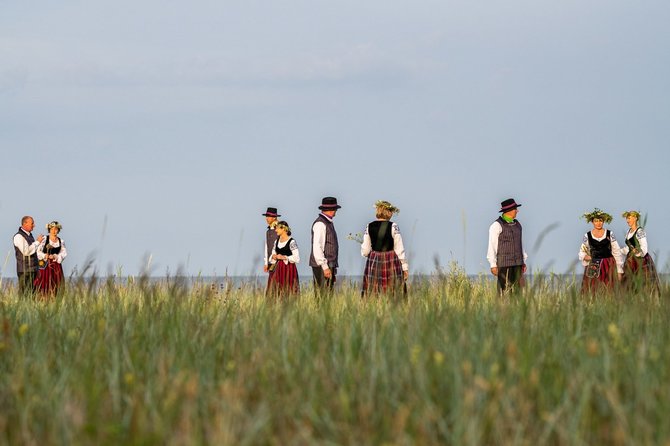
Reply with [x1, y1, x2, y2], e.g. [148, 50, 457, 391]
[267, 221, 300, 298]
[620, 210, 661, 295]
[578, 209, 624, 293]
[34, 221, 67, 297]
[361, 200, 408, 297]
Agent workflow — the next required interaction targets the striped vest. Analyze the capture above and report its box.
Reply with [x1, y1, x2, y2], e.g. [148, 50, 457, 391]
[496, 217, 524, 268]
[15, 229, 38, 273]
[309, 214, 339, 268]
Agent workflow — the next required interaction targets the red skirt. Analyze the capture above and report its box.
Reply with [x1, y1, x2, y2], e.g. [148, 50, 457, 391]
[362, 251, 405, 296]
[623, 254, 660, 294]
[581, 257, 618, 294]
[267, 262, 299, 297]
[34, 261, 64, 296]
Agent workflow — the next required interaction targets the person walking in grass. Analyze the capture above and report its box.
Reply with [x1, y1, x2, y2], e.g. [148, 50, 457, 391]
[361, 200, 408, 298]
[267, 221, 300, 299]
[309, 197, 341, 296]
[620, 210, 660, 295]
[487, 198, 527, 295]
[262, 207, 280, 291]
[13, 215, 45, 296]
[579, 208, 624, 293]
[34, 221, 67, 297]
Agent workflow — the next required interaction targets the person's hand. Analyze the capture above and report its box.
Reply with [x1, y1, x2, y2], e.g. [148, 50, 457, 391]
[618, 273, 624, 281]
[522, 264, 527, 274]
[584, 255, 592, 262]
[37, 234, 45, 243]
[271, 254, 278, 260]
[263, 265, 269, 273]
[403, 271, 409, 281]
[490, 267, 498, 276]
[323, 268, 332, 279]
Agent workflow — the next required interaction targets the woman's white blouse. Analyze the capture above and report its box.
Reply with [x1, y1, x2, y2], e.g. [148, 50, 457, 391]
[36, 238, 67, 264]
[578, 231, 623, 273]
[361, 221, 409, 272]
[270, 238, 300, 264]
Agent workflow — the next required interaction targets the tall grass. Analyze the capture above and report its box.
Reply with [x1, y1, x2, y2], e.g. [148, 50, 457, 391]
[0, 270, 668, 445]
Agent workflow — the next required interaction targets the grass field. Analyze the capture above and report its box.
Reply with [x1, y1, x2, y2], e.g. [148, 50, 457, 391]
[1, 269, 669, 445]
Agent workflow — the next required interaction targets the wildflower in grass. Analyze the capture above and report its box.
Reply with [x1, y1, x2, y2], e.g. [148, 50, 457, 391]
[410, 345, 421, 365]
[225, 360, 236, 372]
[18, 323, 29, 336]
[608, 323, 620, 340]
[586, 338, 600, 356]
[433, 351, 444, 366]
[124, 373, 135, 386]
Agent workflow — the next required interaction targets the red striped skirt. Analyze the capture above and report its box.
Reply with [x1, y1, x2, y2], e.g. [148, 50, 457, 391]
[581, 257, 618, 294]
[34, 261, 64, 296]
[623, 254, 660, 294]
[267, 262, 299, 298]
[362, 251, 404, 296]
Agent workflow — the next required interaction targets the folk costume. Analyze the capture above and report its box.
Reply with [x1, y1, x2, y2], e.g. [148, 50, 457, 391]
[620, 216, 660, 294]
[13, 227, 40, 295]
[487, 199, 527, 294]
[361, 201, 408, 297]
[267, 235, 300, 297]
[34, 235, 67, 296]
[578, 209, 624, 293]
[310, 197, 340, 293]
[262, 207, 280, 291]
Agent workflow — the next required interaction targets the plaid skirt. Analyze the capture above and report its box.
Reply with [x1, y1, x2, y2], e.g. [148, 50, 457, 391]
[581, 256, 618, 294]
[34, 261, 64, 296]
[267, 261, 299, 297]
[623, 254, 660, 294]
[362, 251, 404, 296]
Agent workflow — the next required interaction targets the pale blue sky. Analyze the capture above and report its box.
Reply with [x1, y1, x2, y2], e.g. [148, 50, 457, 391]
[1, 0, 669, 278]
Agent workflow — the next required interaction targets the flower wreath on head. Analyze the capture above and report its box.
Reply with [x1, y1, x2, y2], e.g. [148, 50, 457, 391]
[622, 210, 641, 220]
[276, 222, 291, 233]
[375, 200, 400, 214]
[46, 221, 62, 230]
[581, 208, 612, 224]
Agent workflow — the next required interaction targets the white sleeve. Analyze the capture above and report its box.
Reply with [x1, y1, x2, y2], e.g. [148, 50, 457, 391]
[637, 229, 649, 257]
[610, 233, 624, 274]
[361, 225, 371, 257]
[312, 222, 328, 270]
[392, 223, 409, 271]
[36, 239, 47, 261]
[287, 239, 300, 264]
[264, 239, 269, 266]
[57, 240, 67, 264]
[13, 233, 39, 257]
[269, 242, 277, 265]
[578, 234, 590, 266]
[486, 222, 502, 268]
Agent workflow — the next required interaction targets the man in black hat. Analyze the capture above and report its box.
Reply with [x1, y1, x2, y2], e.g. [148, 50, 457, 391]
[262, 207, 280, 277]
[487, 198, 527, 294]
[309, 197, 341, 295]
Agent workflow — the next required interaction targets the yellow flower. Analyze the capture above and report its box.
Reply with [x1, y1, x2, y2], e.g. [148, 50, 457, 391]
[18, 324, 29, 336]
[433, 351, 444, 366]
[124, 373, 135, 386]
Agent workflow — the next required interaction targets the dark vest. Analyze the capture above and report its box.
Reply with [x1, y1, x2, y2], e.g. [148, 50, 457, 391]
[266, 227, 278, 263]
[368, 220, 394, 252]
[43, 237, 62, 255]
[275, 238, 294, 256]
[15, 229, 38, 273]
[587, 230, 613, 259]
[309, 214, 339, 268]
[625, 228, 640, 255]
[496, 217, 524, 268]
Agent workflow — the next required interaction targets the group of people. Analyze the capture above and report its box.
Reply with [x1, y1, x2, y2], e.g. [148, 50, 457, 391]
[8, 199, 661, 300]
[485, 199, 661, 295]
[262, 197, 409, 299]
[13, 216, 67, 297]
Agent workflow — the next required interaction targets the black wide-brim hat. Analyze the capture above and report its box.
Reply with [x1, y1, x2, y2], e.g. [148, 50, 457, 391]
[318, 196, 342, 210]
[262, 207, 281, 217]
[499, 198, 521, 213]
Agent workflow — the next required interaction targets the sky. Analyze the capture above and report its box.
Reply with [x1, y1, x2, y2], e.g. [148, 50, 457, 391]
[1, 0, 669, 279]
